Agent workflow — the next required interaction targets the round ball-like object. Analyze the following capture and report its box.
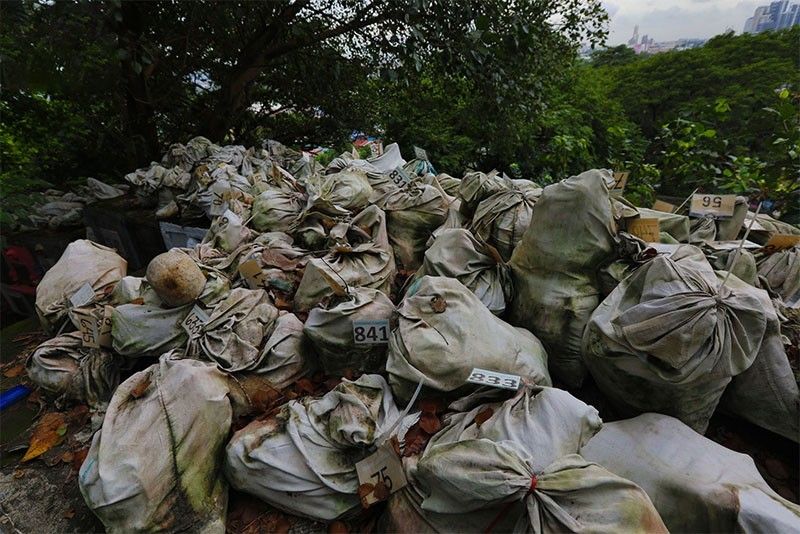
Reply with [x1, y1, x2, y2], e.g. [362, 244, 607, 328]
[145, 250, 206, 307]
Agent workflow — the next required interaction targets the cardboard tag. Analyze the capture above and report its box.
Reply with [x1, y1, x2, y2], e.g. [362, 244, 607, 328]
[98, 306, 114, 348]
[74, 308, 100, 349]
[181, 305, 210, 339]
[611, 171, 629, 191]
[208, 182, 230, 216]
[707, 240, 761, 251]
[466, 368, 521, 391]
[369, 142, 383, 158]
[628, 218, 661, 243]
[760, 233, 800, 254]
[69, 283, 95, 308]
[353, 319, 390, 344]
[413, 146, 428, 161]
[388, 166, 411, 186]
[689, 194, 736, 219]
[238, 259, 266, 289]
[356, 443, 408, 508]
[652, 200, 676, 213]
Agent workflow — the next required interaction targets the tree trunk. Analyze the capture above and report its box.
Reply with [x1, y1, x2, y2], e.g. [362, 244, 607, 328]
[118, 2, 160, 167]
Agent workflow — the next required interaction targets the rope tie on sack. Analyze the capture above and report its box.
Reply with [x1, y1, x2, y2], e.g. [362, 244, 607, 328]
[484, 474, 538, 533]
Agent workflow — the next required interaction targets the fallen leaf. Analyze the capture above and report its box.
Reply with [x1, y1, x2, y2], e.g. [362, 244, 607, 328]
[63, 509, 75, 519]
[474, 407, 494, 427]
[419, 412, 442, 434]
[373, 480, 390, 501]
[61, 451, 74, 464]
[418, 398, 443, 414]
[3, 363, 24, 378]
[129, 376, 151, 399]
[430, 295, 447, 313]
[22, 412, 68, 462]
[358, 483, 375, 508]
[71, 447, 89, 472]
[261, 250, 299, 271]
[12, 469, 24, 479]
[328, 520, 349, 534]
[130, 297, 145, 305]
[389, 435, 402, 457]
[402, 423, 431, 457]
[295, 378, 315, 395]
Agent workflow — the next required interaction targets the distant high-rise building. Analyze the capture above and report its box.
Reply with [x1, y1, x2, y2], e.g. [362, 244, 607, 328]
[744, 1, 799, 33]
[628, 25, 640, 46]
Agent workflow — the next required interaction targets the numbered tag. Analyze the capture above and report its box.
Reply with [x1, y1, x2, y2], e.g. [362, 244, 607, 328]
[689, 194, 736, 219]
[238, 259, 267, 289]
[181, 305, 210, 339]
[628, 218, 661, 243]
[356, 443, 408, 508]
[353, 319, 390, 344]
[388, 166, 411, 187]
[760, 233, 800, 254]
[413, 146, 428, 161]
[611, 171, 629, 191]
[369, 142, 383, 158]
[208, 182, 229, 216]
[98, 306, 114, 348]
[74, 308, 100, 349]
[466, 368, 521, 391]
[70, 283, 95, 308]
[652, 200, 676, 213]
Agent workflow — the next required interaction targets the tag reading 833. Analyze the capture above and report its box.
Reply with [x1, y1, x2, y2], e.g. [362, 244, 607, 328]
[466, 367, 521, 391]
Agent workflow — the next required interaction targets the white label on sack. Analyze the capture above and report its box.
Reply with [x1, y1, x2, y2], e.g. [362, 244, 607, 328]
[369, 142, 383, 158]
[75, 308, 100, 349]
[388, 166, 411, 186]
[413, 146, 428, 161]
[466, 368, 521, 390]
[356, 443, 408, 508]
[181, 305, 210, 339]
[353, 319, 390, 344]
[707, 240, 762, 251]
[209, 182, 230, 216]
[69, 283, 95, 308]
[689, 194, 736, 219]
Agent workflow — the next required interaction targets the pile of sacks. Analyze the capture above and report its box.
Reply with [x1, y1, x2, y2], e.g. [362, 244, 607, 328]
[24, 139, 800, 532]
[8, 177, 127, 232]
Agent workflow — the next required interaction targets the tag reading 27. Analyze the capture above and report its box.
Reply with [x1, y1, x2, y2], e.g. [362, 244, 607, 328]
[466, 368, 521, 391]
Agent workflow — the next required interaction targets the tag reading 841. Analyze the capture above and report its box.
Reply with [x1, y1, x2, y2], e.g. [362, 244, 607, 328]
[353, 319, 390, 344]
[466, 367, 521, 391]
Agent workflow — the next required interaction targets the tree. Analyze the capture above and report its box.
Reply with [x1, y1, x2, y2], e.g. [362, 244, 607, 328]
[590, 45, 637, 67]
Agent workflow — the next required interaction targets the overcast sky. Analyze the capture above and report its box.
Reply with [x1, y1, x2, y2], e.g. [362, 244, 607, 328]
[605, 0, 764, 44]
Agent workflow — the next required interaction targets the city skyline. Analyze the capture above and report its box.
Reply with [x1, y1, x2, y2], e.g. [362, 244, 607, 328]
[605, 1, 763, 45]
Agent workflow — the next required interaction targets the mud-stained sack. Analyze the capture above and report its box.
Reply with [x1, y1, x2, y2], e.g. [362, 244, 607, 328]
[294, 205, 396, 311]
[581, 413, 800, 533]
[224, 375, 399, 521]
[251, 312, 312, 388]
[457, 171, 510, 218]
[758, 247, 800, 307]
[251, 189, 305, 233]
[35, 240, 127, 333]
[112, 303, 191, 358]
[508, 170, 617, 389]
[307, 168, 373, 214]
[387, 276, 550, 402]
[414, 440, 666, 534]
[26, 332, 121, 407]
[583, 245, 766, 432]
[79, 355, 246, 533]
[193, 288, 279, 372]
[373, 183, 448, 270]
[304, 287, 395, 376]
[471, 186, 541, 261]
[412, 229, 511, 315]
